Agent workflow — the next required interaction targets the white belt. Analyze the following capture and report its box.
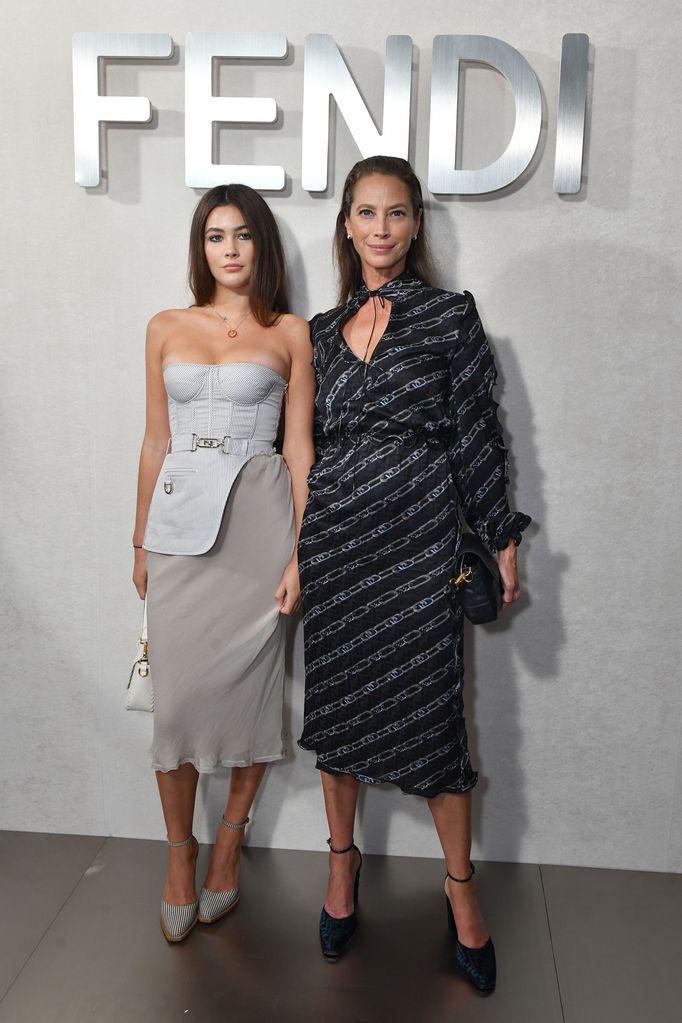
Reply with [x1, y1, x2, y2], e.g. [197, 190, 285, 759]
[169, 433, 274, 456]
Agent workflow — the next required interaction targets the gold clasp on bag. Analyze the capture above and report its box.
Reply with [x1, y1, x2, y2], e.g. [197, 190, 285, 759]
[449, 566, 474, 590]
[137, 639, 149, 677]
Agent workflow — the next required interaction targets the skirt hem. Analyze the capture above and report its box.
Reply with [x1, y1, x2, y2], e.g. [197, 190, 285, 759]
[152, 751, 286, 775]
[297, 741, 478, 799]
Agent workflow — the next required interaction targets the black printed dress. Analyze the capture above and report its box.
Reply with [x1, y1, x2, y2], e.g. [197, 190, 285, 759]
[297, 271, 530, 798]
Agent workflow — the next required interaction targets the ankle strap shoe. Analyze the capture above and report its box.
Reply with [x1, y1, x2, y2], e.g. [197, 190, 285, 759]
[197, 816, 248, 924]
[445, 864, 496, 993]
[160, 836, 199, 942]
[319, 838, 362, 962]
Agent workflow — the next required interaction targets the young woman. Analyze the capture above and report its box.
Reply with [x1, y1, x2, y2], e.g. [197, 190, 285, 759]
[132, 184, 314, 942]
[298, 156, 530, 991]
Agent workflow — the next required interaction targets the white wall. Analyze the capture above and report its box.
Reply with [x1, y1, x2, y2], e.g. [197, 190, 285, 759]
[1, 0, 681, 872]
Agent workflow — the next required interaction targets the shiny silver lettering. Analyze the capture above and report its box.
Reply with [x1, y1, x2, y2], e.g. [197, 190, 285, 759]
[184, 32, 287, 190]
[302, 34, 412, 192]
[428, 35, 542, 194]
[554, 34, 589, 194]
[73, 32, 589, 196]
[72, 32, 173, 187]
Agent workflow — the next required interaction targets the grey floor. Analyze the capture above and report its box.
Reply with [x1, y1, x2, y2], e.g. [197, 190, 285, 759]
[1, 833, 681, 1023]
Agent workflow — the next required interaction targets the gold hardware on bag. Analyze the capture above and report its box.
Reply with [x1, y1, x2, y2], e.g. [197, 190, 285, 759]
[137, 640, 150, 677]
[449, 566, 474, 590]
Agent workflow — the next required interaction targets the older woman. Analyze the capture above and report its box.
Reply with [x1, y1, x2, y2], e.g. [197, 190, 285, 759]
[133, 184, 314, 942]
[298, 156, 530, 991]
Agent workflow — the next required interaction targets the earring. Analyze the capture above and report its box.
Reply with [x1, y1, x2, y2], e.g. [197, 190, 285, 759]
[413, 234, 418, 240]
[347, 234, 352, 240]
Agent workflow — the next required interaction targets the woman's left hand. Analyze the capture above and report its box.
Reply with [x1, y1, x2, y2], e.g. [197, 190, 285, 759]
[275, 556, 302, 615]
[497, 540, 522, 609]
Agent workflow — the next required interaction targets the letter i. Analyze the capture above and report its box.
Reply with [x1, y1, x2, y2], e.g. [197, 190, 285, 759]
[554, 33, 589, 194]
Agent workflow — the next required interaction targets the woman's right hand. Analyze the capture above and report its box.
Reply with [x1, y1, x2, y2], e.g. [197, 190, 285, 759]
[133, 548, 148, 599]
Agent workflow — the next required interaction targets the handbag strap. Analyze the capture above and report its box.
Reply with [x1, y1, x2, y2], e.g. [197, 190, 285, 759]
[141, 600, 148, 643]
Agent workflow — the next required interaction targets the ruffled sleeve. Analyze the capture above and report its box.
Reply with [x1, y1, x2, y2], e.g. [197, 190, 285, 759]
[447, 292, 531, 551]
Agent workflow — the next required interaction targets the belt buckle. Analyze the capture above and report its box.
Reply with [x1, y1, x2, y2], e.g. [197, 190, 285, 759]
[196, 437, 222, 449]
[221, 437, 250, 455]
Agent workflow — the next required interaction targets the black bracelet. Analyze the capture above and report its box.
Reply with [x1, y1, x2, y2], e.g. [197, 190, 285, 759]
[133, 544, 143, 549]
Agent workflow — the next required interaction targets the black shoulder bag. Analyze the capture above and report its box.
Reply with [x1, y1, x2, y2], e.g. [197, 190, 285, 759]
[450, 534, 502, 624]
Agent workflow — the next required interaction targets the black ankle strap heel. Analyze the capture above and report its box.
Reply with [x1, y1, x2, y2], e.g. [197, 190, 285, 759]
[327, 839, 353, 854]
[446, 862, 476, 884]
[327, 838, 360, 856]
[444, 862, 496, 993]
[319, 838, 362, 963]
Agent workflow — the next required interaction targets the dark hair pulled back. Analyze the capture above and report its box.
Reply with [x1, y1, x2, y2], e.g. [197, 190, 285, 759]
[334, 156, 435, 303]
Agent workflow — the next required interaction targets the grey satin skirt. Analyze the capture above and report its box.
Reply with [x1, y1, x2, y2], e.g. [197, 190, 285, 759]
[146, 453, 295, 773]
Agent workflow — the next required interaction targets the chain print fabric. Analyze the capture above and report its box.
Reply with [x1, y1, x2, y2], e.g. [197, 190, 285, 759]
[297, 271, 530, 798]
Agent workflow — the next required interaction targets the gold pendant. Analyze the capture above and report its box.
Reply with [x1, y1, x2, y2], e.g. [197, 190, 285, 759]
[227, 329, 238, 339]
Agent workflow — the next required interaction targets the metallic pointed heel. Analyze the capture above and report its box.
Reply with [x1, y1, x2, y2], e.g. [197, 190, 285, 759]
[319, 838, 362, 963]
[198, 816, 248, 924]
[445, 863, 496, 993]
[160, 835, 199, 942]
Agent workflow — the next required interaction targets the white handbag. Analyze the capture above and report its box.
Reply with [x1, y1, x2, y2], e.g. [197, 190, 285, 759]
[126, 601, 154, 712]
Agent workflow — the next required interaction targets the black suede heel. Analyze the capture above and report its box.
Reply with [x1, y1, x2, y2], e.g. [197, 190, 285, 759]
[445, 863, 496, 993]
[319, 839, 362, 962]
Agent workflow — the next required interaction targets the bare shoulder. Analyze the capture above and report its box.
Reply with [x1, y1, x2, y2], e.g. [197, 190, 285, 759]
[147, 307, 198, 333]
[146, 307, 200, 350]
[276, 313, 311, 354]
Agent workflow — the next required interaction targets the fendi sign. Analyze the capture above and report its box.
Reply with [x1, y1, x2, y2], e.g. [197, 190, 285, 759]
[72, 32, 589, 195]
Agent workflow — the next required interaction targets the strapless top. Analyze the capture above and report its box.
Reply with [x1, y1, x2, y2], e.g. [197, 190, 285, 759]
[143, 362, 288, 556]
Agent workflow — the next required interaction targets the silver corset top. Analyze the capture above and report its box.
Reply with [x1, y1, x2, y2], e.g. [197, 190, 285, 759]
[143, 362, 289, 556]
[163, 361, 287, 444]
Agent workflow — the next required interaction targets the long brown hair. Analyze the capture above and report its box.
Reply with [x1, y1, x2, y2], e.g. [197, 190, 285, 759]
[334, 156, 436, 303]
[188, 184, 289, 326]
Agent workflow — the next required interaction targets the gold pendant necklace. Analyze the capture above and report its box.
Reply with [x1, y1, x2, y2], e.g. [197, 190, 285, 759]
[210, 304, 251, 340]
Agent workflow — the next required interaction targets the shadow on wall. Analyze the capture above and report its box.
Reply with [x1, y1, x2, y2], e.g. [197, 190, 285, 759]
[466, 332, 567, 864]
[351, 322, 563, 862]
[86, 50, 180, 203]
[279, 219, 310, 318]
